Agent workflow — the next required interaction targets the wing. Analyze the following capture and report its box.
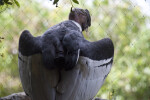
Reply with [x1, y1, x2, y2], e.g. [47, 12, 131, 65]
[78, 38, 114, 99]
[60, 32, 114, 100]
[18, 53, 59, 100]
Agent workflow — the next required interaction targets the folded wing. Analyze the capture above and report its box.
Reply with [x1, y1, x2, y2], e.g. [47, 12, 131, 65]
[59, 32, 114, 100]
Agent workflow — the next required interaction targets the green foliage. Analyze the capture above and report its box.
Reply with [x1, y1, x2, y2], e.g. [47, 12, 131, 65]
[0, 0, 150, 99]
[89, 0, 150, 100]
[0, 0, 12, 5]
[72, 0, 79, 4]
[53, 0, 59, 5]
[0, 0, 20, 13]
[0, 0, 19, 7]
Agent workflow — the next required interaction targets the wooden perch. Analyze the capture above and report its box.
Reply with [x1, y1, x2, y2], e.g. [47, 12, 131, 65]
[0, 92, 31, 100]
[17, 53, 112, 100]
[0, 92, 105, 100]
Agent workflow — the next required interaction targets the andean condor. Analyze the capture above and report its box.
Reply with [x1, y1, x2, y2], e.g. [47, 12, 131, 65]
[18, 8, 114, 100]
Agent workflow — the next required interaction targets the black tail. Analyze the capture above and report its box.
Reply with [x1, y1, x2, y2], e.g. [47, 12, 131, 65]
[19, 30, 41, 56]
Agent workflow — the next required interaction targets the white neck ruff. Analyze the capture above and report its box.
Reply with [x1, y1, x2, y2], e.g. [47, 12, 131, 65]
[71, 20, 82, 32]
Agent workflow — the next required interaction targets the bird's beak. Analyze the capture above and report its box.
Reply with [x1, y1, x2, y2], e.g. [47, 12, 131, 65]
[85, 28, 88, 32]
[85, 28, 90, 37]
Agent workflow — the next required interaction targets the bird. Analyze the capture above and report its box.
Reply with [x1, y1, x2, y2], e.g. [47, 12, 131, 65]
[18, 8, 114, 100]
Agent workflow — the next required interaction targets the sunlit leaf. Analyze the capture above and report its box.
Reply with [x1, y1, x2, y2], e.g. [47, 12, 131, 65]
[72, 0, 79, 4]
[53, 0, 59, 4]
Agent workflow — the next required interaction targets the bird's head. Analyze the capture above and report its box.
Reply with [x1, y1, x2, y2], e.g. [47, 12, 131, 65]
[69, 8, 91, 31]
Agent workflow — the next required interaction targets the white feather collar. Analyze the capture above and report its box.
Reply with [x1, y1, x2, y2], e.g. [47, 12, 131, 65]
[71, 20, 82, 32]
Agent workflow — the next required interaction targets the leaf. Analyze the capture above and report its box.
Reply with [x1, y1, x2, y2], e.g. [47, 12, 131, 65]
[53, 0, 59, 4]
[72, 0, 79, 4]
[14, 0, 20, 7]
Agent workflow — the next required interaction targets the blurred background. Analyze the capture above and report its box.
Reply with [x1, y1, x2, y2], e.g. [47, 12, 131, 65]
[0, 0, 150, 100]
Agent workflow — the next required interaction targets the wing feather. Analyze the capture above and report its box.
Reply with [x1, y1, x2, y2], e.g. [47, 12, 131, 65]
[56, 56, 113, 100]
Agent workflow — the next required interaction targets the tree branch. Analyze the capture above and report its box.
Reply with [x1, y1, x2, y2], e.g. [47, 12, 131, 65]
[0, 92, 31, 100]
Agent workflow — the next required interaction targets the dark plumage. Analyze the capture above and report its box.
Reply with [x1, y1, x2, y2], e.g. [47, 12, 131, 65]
[19, 8, 114, 71]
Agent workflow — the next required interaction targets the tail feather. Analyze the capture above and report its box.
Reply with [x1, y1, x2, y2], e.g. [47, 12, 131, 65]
[19, 30, 41, 56]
